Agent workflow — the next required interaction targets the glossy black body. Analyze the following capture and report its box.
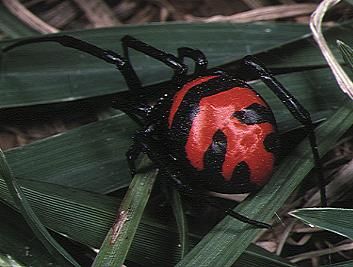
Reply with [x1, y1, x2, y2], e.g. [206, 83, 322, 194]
[2, 35, 326, 228]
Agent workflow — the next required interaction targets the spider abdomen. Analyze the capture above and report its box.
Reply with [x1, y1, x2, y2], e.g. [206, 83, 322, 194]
[168, 74, 280, 193]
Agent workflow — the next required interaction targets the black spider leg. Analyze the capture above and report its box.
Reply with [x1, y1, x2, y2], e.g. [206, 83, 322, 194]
[2, 35, 142, 90]
[171, 179, 271, 229]
[203, 197, 272, 229]
[124, 94, 172, 176]
[128, 125, 271, 229]
[119, 37, 210, 124]
[112, 90, 157, 127]
[177, 47, 208, 75]
[121, 35, 188, 85]
[142, 47, 208, 123]
[242, 55, 327, 207]
[125, 127, 151, 177]
[119, 35, 193, 127]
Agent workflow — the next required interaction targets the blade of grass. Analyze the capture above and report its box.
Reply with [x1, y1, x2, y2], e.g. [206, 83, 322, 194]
[0, 22, 309, 108]
[170, 188, 189, 258]
[235, 245, 294, 267]
[5, 113, 138, 194]
[161, 181, 190, 258]
[323, 259, 353, 267]
[0, 202, 58, 266]
[176, 99, 353, 266]
[0, 253, 25, 267]
[310, 0, 353, 99]
[0, 149, 79, 266]
[0, 177, 294, 267]
[92, 157, 158, 266]
[290, 208, 353, 240]
[337, 40, 353, 72]
[257, 22, 353, 69]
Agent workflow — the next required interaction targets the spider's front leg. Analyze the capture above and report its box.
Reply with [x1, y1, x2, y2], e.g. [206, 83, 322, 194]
[2, 35, 142, 91]
[121, 35, 188, 85]
[177, 47, 208, 75]
[125, 124, 156, 177]
[124, 88, 174, 176]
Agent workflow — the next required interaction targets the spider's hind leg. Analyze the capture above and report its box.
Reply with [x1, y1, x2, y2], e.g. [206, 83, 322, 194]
[241, 55, 327, 207]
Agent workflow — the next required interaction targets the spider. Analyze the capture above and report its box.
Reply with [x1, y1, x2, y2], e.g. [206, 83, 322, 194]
[3, 35, 326, 228]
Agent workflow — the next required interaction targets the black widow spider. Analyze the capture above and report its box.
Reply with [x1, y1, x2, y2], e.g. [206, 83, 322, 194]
[3, 35, 326, 229]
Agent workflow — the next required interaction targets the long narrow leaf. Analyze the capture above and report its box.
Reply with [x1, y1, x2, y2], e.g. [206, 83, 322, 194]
[0, 253, 24, 267]
[0, 22, 309, 108]
[290, 208, 353, 240]
[5, 113, 137, 193]
[93, 157, 157, 266]
[337, 40, 353, 72]
[0, 149, 79, 266]
[170, 188, 189, 258]
[0, 203, 58, 266]
[0, 177, 294, 267]
[258, 22, 353, 68]
[323, 259, 353, 267]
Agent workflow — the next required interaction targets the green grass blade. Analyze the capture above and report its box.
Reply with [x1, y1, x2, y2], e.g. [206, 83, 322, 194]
[290, 208, 353, 240]
[0, 178, 120, 249]
[0, 149, 79, 266]
[0, 3, 39, 38]
[344, 0, 353, 6]
[0, 253, 25, 267]
[5, 113, 137, 193]
[258, 22, 353, 68]
[234, 245, 295, 267]
[170, 188, 189, 258]
[176, 99, 353, 266]
[337, 40, 353, 72]
[92, 157, 158, 266]
[323, 259, 353, 267]
[0, 22, 309, 108]
[0, 176, 293, 266]
[0, 203, 59, 266]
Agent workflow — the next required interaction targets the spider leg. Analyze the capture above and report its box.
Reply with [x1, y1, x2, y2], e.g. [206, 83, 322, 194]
[177, 47, 208, 75]
[205, 198, 272, 229]
[126, 123, 173, 177]
[126, 136, 145, 177]
[172, 180, 271, 229]
[121, 35, 188, 85]
[242, 55, 327, 207]
[111, 91, 154, 126]
[2, 35, 142, 90]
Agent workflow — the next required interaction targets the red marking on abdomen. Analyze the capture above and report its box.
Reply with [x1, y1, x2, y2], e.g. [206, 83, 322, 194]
[185, 87, 275, 186]
[168, 75, 218, 128]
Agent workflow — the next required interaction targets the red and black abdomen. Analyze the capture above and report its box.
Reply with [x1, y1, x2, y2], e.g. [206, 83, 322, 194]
[167, 74, 280, 194]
